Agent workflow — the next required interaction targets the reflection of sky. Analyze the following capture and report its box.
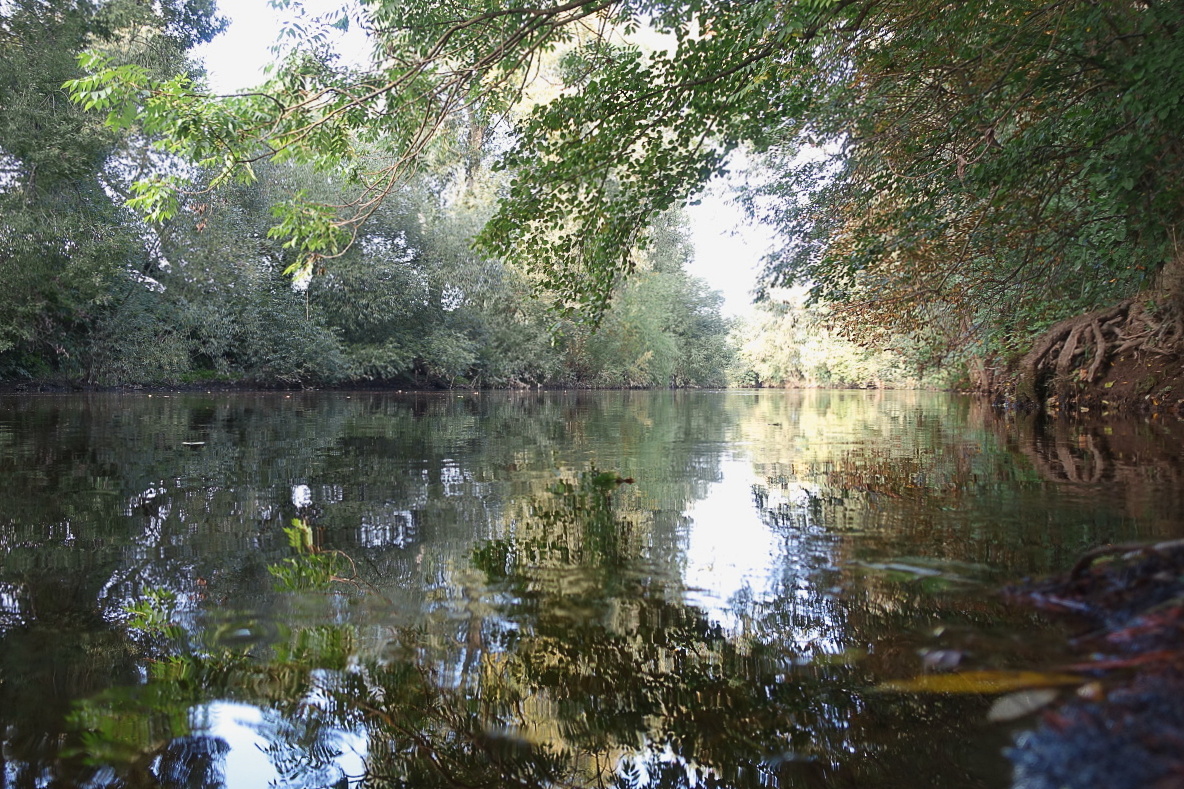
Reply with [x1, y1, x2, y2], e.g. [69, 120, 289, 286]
[682, 457, 781, 627]
[0, 581, 24, 630]
[192, 701, 367, 788]
[682, 457, 842, 652]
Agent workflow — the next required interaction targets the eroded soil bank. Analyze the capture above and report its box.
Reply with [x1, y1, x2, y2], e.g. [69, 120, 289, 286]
[1046, 348, 1184, 416]
[981, 291, 1184, 417]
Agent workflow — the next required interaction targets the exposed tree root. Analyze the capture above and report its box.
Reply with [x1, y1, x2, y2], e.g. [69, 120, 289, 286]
[1013, 295, 1184, 408]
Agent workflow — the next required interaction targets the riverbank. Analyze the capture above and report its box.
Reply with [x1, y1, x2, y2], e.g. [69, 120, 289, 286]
[982, 293, 1184, 417]
[1049, 349, 1184, 415]
[1006, 541, 1184, 789]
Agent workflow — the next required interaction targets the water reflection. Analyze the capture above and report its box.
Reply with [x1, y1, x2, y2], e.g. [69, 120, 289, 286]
[0, 391, 1179, 788]
[1001, 409, 1184, 528]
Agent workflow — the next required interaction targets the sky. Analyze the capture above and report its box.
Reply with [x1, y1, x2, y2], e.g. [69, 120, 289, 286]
[685, 178, 774, 317]
[192, 0, 772, 317]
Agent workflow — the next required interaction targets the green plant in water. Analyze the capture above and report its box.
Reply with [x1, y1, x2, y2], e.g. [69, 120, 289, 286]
[123, 587, 182, 639]
[268, 518, 352, 592]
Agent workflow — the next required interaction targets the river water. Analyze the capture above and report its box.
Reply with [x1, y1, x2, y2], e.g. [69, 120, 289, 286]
[0, 390, 1180, 788]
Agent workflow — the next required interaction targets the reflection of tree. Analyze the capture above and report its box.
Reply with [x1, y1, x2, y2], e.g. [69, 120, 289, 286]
[746, 477, 1043, 789]
[0, 596, 141, 787]
[997, 408, 1184, 534]
[733, 391, 1182, 579]
[153, 735, 230, 789]
[59, 471, 861, 788]
[1021, 423, 1108, 485]
[65, 465, 1035, 788]
[471, 472, 859, 783]
[99, 466, 1025, 786]
[11, 391, 1154, 787]
[0, 391, 735, 621]
[0, 392, 738, 786]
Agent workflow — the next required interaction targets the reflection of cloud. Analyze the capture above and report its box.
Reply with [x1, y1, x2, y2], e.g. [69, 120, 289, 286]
[291, 484, 313, 509]
[682, 458, 843, 653]
[441, 460, 485, 497]
[124, 483, 168, 515]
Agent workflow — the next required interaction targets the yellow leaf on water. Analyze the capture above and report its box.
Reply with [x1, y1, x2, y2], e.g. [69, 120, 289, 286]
[876, 670, 1082, 695]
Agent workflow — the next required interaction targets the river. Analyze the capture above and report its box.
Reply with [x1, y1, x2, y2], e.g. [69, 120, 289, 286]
[0, 390, 1180, 787]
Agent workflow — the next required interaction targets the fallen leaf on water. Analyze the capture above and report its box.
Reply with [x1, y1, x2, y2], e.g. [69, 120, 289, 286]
[987, 689, 1059, 722]
[876, 670, 1082, 694]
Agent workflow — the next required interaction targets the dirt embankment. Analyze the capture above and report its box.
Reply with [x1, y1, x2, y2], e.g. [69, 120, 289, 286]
[978, 291, 1184, 416]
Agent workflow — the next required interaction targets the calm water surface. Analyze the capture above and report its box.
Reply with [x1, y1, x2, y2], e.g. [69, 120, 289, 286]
[0, 390, 1181, 788]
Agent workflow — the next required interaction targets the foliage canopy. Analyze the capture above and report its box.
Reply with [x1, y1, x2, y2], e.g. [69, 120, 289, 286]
[0, 0, 733, 388]
[66, 0, 1184, 354]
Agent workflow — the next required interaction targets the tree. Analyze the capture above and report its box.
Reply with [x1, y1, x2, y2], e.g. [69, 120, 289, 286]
[64, 0, 825, 317]
[747, 0, 1184, 369]
[0, 0, 225, 381]
[559, 210, 734, 387]
[730, 294, 934, 389]
[67, 0, 1184, 384]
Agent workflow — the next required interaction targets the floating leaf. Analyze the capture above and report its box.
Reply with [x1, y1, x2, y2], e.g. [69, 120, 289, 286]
[920, 649, 964, 670]
[877, 670, 1082, 695]
[987, 689, 1059, 722]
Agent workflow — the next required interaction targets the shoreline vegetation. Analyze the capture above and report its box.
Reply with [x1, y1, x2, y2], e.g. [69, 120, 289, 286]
[7, 2, 1183, 416]
[3, 335, 1181, 407]
[4, 334, 1179, 421]
[6, 4, 1183, 417]
[4, 361, 1182, 419]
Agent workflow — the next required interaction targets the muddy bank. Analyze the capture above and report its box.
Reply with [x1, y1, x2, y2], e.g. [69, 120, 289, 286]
[974, 293, 1184, 417]
[1005, 541, 1184, 789]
